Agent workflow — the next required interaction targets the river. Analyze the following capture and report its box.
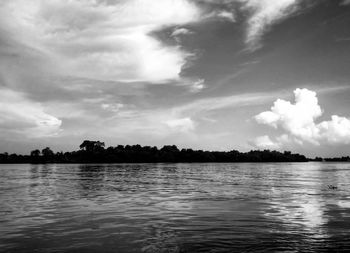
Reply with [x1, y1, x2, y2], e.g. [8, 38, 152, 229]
[1, 163, 350, 252]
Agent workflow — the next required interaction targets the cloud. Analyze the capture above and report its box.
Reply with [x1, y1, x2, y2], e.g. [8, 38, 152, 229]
[318, 115, 350, 144]
[189, 79, 206, 93]
[165, 117, 195, 132]
[341, 0, 350, 5]
[0, 0, 304, 88]
[196, 0, 301, 50]
[174, 90, 279, 116]
[73, 90, 279, 140]
[251, 135, 280, 149]
[171, 27, 193, 43]
[203, 10, 236, 22]
[239, 0, 301, 50]
[171, 28, 193, 37]
[0, 0, 201, 83]
[0, 88, 62, 138]
[254, 88, 350, 148]
[216, 11, 236, 22]
[255, 88, 322, 144]
[66, 90, 279, 142]
[101, 103, 124, 113]
[94, 90, 281, 139]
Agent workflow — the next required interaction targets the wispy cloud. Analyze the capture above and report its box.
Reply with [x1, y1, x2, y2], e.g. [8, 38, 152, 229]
[63, 90, 279, 140]
[341, 0, 350, 6]
[174, 90, 279, 116]
[171, 28, 193, 37]
[0, 87, 62, 138]
[239, 0, 301, 50]
[189, 79, 206, 93]
[250, 135, 280, 149]
[0, 0, 201, 83]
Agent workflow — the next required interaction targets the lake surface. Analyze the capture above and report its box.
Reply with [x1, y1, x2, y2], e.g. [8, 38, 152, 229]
[1, 163, 350, 252]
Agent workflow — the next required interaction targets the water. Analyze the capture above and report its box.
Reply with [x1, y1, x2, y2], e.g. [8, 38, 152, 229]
[1, 163, 350, 252]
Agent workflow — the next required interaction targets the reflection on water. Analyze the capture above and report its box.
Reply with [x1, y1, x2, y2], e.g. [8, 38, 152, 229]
[1, 163, 350, 252]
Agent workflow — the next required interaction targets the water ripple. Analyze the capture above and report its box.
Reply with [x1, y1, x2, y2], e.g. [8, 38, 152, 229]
[1, 163, 350, 252]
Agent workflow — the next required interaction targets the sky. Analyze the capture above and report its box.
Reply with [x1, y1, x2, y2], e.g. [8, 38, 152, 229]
[1, 0, 350, 157]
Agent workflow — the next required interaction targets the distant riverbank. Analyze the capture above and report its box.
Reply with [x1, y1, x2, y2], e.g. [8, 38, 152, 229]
[1, 140, 348, 164]
[0, 140, 313, 164]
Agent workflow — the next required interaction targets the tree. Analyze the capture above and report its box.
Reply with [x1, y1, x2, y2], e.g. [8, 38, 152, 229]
[30, 149, 41, 157]
[42, 147, 54, 157]
[161, 145, 179, 153]
[79, 140, 105, 152]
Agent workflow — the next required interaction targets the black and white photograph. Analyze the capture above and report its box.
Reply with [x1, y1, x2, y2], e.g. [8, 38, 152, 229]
[1, 0, 350, 252]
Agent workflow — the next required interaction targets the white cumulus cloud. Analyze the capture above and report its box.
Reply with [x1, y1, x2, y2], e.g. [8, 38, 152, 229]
[254, 88, 350, 148]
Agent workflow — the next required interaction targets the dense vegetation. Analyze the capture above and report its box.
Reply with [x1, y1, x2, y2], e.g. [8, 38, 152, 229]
[324, 156, 350, 162]
[0, 140, 311, 163]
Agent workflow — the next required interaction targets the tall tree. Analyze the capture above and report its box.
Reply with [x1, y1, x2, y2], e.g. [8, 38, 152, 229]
[42, 147, 54, 157]
[30, 149, 41, 157]
[79, 140, 105, 152]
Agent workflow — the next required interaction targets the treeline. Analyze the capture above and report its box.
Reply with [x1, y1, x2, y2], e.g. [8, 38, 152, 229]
[324, 156, 350, 162]
[0, 140, 310, 163]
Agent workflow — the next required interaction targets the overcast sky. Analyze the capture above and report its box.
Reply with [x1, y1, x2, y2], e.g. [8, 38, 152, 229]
[1, 0, 350, 156]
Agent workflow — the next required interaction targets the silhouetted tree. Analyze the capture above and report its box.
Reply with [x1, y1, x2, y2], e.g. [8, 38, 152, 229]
[30, 149, 41, 157]
[42, 147, 54, 157]
[161, 145, 179, 153]
[79, 140, 105, 152]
